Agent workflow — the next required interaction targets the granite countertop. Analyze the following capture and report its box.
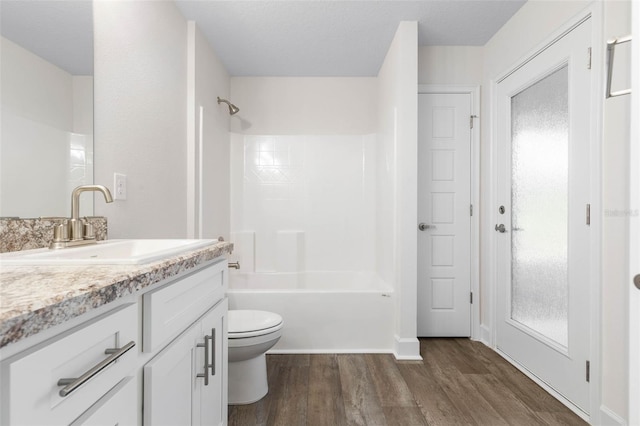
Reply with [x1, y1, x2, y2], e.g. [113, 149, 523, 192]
[0, 241, 233, 349]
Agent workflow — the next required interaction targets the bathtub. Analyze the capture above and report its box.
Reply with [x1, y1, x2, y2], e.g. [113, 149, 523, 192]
[227, 271, 395, 353]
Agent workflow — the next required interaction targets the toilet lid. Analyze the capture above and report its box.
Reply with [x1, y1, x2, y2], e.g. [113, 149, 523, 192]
[228, 310, 283, 335]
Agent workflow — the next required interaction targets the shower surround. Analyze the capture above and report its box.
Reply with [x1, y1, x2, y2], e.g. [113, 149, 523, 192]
[227, 44, 418, 356]
[230, 134, 376, 273]
[229, 133, 393, 352]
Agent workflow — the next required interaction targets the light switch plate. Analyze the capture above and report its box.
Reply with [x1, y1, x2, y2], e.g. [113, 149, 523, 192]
[114, 173, 127, 200]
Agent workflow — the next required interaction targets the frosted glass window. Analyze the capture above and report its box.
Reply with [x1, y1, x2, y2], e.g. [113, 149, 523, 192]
[510, 66, 568, 347]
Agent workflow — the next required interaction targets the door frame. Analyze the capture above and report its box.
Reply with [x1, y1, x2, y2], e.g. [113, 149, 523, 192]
[417, 85, 480, 340]
[487, 3, 603, 422]
[629, 1, 640, 424]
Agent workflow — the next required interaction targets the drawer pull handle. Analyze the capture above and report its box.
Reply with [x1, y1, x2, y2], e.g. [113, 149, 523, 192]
[196, 335, 211, 386]
[211, 328, 216, 377]
[57, 340, 136, 397]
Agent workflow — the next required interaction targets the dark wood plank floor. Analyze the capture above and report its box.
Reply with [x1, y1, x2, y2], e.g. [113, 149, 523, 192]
[228, 338, 588, 426]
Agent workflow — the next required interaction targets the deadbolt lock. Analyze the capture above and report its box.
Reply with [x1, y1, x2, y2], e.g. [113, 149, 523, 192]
[634, 274, 640, 290]
[499, 206, 505, 214]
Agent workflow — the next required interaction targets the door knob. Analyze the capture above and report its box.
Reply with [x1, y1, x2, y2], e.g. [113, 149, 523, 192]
[495, 224, 506, 233]
[418, 223, 432, 231]
[634, 274, 640, 290]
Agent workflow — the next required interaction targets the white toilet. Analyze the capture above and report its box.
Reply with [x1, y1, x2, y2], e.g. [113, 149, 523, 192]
[228, 310, 283, 405]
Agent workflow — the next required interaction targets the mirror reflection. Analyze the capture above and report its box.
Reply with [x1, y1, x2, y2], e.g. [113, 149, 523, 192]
[0, 0, 94, 218]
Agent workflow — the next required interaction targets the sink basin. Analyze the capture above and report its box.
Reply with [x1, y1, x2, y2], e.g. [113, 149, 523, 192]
[0, 239, 218, 265]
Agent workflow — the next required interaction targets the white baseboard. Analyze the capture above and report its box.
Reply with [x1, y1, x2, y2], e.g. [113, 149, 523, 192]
[393, 335, 422, 360]
[480, 324, 492, 346]
[599, 405, 626, 426]
[268, 349, 394, 355]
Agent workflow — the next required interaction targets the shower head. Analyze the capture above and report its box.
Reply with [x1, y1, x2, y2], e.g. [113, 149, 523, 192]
[217, 97, 240, 115]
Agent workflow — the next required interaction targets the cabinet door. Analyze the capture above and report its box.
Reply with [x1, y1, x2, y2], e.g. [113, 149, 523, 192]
[143, 323, 200, 426]
[192, 299, 228, 426]
[70, 376, 137, 426]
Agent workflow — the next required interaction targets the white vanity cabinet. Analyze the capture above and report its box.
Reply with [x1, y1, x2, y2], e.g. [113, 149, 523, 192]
[0, 303, 138, 425]
[1, 254, 229, 426]
[143, 258, 228, 426]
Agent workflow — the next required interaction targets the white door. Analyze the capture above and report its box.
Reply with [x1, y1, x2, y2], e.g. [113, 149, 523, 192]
[495, 19, 591, 412]
[417, 93, 471, 337]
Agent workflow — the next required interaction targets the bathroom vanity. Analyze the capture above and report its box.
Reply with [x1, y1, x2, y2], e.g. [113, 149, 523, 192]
[0, 240, 232, 425]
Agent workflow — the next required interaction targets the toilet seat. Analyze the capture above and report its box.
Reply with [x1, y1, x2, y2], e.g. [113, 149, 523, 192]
[228, 310, 283, 339]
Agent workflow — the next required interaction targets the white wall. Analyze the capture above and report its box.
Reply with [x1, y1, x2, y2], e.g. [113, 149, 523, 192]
[188, 23, 231, 240]
[601, 0, 631, 421]
[418, 46, 483, 86]
[230, 77, 377, 135]
[1, 36, 92, 218]
[377, 21, 419, 360]
[628, 3, 640, 424]
[228, 77, 377, 273]
[94, 0, 188, 238]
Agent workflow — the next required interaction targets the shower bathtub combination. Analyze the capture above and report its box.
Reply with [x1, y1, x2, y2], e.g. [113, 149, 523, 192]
[229, 133, 396, 353]
[227, 270, 395, 353]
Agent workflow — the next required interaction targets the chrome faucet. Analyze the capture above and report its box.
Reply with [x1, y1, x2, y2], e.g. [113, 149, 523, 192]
[50, 185, 114, 249]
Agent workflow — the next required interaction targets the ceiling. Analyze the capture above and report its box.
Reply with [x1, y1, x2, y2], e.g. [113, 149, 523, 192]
[0, 0, 93, 75]
[0, 0, 526, 77]
[176, 0, 526, 76]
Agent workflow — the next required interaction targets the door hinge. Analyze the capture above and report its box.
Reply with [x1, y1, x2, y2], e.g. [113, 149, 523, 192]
[470, 292, 473, 304]
[470, 115, 478, 129]
[586, 360, 590, 382]
[470, 204, 473, 216]
[586, 204, 591, 225]
[587, 47, 592, 69]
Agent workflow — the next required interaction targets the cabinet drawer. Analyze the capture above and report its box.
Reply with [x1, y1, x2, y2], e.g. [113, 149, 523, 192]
[143, 260, 226, 353]
[1, 303, 138, 425]
[70, 376, 137, 426]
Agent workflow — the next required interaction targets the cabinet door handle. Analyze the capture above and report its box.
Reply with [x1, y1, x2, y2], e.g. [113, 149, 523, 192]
[210, 328, 216, 377]
[57, 341, 136, 397]
[196, 335, 211, 386]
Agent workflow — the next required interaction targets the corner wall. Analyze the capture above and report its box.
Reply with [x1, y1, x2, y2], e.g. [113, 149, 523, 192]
[377, 21, 420, 359]
[94, 0, 188, 238]
[188, 23, 231, 240]
[94, 1, 230, 241]
[601, 0, 631, 422]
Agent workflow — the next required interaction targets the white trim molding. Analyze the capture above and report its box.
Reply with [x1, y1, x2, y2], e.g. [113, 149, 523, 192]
[393, 335, 422, 361]
[417, 84, 481, 342]
[599, 405, 626, 426]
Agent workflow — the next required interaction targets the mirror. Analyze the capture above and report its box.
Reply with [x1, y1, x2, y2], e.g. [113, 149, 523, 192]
[0, 0, 94, 218]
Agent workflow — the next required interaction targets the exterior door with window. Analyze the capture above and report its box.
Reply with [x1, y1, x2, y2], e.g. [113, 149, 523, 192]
[495, 19, 592, 413]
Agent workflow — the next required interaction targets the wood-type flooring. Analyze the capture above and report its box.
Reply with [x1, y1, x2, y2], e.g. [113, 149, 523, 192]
[228, 338, 588, 426]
